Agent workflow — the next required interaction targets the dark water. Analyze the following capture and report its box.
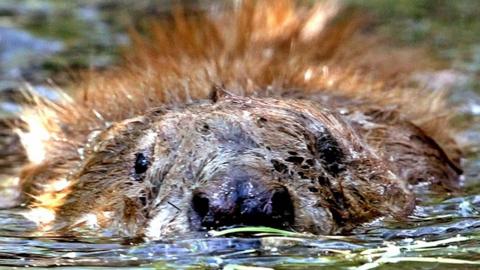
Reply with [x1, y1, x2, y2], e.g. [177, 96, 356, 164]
[1, 1, 480, 269]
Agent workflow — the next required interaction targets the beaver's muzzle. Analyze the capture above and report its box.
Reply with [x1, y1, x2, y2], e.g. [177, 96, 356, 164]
[190, 174, 295, 230]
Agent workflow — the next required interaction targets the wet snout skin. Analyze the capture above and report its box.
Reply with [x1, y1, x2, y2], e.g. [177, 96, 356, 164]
[190, 167, 295, 230]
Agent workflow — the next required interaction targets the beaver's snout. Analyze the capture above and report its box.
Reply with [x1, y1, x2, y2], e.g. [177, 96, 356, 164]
[190, 178, 295, 230]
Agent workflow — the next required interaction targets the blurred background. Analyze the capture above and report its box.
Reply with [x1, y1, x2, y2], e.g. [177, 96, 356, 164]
[0, 0, 479, 119]
[1, 0, 479, 153]
[0, 0, 479, 86]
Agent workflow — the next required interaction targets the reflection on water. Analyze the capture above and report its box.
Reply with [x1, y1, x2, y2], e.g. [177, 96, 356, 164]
[0, 0, 480, 269]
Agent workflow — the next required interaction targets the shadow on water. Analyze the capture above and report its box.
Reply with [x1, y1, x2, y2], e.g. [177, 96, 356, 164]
[0, 0, 480, 269]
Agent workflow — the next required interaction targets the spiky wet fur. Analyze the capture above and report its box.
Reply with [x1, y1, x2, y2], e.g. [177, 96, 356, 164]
[3, 0, 461, 237]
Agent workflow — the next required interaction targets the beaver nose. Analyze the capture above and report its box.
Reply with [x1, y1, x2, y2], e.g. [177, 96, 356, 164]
[191, 184, 294, 230]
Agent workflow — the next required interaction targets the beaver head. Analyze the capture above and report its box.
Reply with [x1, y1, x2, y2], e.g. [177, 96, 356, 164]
[48, 95, 412, 238]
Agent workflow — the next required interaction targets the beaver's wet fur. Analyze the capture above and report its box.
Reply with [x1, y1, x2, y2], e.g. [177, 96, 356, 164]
[0, 0, 462, 238]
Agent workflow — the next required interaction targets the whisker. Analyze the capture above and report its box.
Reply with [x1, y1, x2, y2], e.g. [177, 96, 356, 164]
[167, 201, 181, 211]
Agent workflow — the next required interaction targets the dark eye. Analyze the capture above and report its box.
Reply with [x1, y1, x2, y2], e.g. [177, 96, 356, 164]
[134, 153, 150, 174]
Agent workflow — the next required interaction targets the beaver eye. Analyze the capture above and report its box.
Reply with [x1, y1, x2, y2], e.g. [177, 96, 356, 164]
[134, 153, 150, 174]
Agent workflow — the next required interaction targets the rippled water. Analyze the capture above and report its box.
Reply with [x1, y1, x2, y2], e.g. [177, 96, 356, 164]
[1, 184, 480, 269]
[1, 1, 480, 269]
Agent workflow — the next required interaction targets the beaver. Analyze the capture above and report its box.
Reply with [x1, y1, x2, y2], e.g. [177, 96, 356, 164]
[0, 0, 462, 239]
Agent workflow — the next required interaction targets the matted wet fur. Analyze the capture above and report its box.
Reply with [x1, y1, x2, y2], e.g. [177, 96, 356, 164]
[0, 0, 462, 238]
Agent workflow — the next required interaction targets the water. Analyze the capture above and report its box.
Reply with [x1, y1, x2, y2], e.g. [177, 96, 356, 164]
[0, 1, 480, 269]
[0, 193, 479, 268]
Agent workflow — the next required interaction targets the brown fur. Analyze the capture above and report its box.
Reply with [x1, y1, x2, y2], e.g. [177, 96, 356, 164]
[0, 0, 461, 238]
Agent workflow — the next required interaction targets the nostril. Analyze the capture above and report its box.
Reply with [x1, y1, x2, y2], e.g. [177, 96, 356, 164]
[192, 192, 210, 218]
[190, 184, 294, 230]
[270, 186, 294, 218]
